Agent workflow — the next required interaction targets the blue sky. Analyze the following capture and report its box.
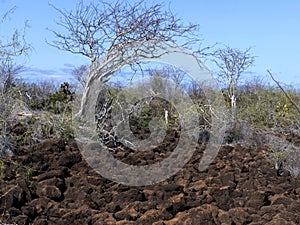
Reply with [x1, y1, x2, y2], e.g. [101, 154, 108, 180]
[0, 0, 300, 87]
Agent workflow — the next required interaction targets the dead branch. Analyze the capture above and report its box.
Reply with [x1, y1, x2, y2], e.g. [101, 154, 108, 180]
[267, 70, 300, 114]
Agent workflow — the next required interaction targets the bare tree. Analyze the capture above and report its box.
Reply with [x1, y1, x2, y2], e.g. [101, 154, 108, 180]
[213, 46, 255, 120]
[0, 56, 24, 94]
[49, 0, 198, 68]
[48, 0, 200, 116]
[0, 7, 30, 60]
[0, 7, 30, 94]
[0, 7, 30, 156]
[147, 66, 186, 87]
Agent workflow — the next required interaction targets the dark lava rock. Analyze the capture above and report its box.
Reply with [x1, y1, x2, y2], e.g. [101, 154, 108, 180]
[1, 136, 300, 224]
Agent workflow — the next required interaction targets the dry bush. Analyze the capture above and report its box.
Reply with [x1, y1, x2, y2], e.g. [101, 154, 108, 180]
[0, 91, 31, 156]
[267, 134, 300, 177]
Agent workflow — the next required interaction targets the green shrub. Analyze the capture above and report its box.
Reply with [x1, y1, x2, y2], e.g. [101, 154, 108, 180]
[30, 82, 74, 114]
[237, 85, 299, 129]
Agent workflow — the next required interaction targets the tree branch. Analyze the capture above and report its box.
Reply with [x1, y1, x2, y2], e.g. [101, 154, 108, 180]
[267, 70, 300, 114]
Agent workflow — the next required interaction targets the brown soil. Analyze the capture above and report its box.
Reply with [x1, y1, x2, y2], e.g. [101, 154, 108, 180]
[1, 133, 300, 225]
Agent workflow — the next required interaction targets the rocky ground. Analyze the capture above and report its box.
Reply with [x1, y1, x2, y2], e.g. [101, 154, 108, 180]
[1, 133, 300, 225]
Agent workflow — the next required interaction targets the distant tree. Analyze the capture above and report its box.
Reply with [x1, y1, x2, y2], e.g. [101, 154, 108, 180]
[72, 64, 89, 89]
[0, 57, 24, 94]
[188, 79, 205, 103]
[0, 7, 30, 59]
[48, 0, 199, 116]
[147, 66, 186, 88]
[15, 80, 58, 105]
[238, 76, 265, 97]
[212, 46, 255, 120]
[0, 7, 30, 94]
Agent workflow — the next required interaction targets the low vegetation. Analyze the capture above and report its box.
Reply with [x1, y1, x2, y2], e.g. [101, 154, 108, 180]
[0, 0, 299, 182]
[0, 66, 299, 179]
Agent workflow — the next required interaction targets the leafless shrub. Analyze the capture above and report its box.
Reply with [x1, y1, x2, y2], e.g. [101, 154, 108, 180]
[0, 92, 32, 151]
